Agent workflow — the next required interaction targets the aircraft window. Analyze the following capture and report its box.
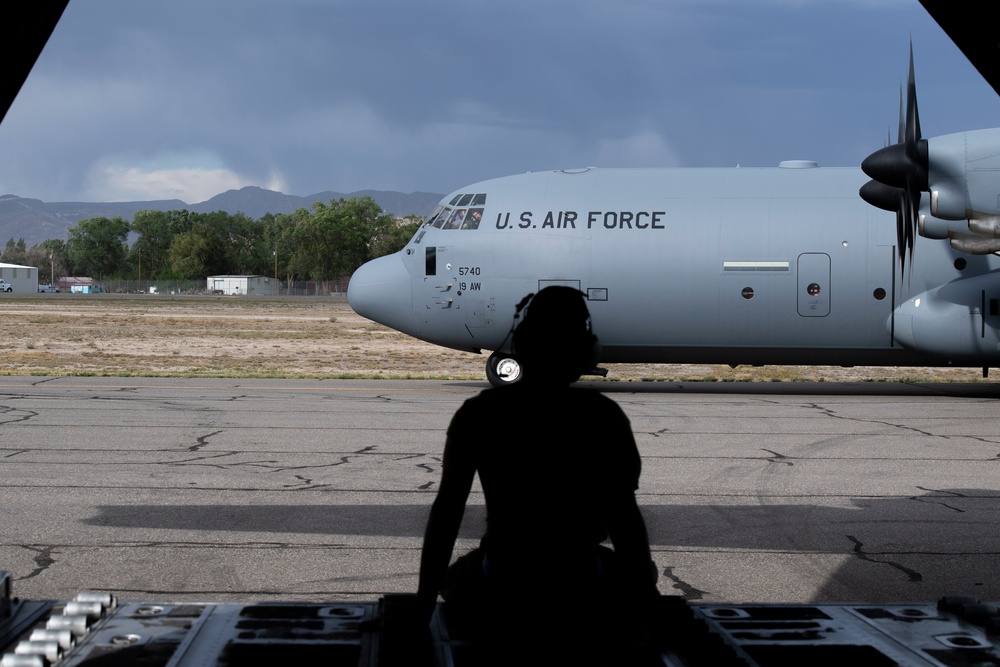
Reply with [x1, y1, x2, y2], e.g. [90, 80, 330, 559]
[741, 287, 754, 300]
[449, 195, 462, 206]
[424, 205, 444, 226]
[444, 209, 466, 230]
[431, 208, 451, 228]
[471, 193, 486, 206]
[807, 283, 821, 296]
[955, 258, 967, 271]
[461, 208, 483, 229]
[457, 194, 474, 206]
[873, 288, 886, 301]
[413, 230, 425, 244]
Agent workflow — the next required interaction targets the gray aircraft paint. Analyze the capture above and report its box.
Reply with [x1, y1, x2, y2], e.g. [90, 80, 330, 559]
[349, 160, 1000, 380]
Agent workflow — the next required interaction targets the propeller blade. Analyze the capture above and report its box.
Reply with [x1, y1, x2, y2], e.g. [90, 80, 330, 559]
[896, 198, 907, 276]
[905, 180, 920, 271]
[906, 43, 921, 148]
[860, 43, 929, 280]
[897, 86, 904, 144]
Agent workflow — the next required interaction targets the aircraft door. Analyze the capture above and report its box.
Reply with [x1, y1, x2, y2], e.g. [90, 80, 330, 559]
[797, 253, 830, 317]
[417, 244, 490, 348]
[423, 246, 456, 309]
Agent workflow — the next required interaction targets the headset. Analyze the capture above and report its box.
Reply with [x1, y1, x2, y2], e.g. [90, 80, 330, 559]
[506, 287, 601, 380]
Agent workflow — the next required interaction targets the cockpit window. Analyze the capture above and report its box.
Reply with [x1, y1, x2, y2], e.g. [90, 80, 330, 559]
[444, 209, 466, 230]
[461, 208, 483, 229]
[430, 207, 450, 228]
[424, 205, 444, 226]
[430, 195, 487, 230]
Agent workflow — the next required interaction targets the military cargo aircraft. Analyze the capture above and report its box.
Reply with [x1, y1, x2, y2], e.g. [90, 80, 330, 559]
[348, 144, 1000, 387]
[349, 9, 1000, 387]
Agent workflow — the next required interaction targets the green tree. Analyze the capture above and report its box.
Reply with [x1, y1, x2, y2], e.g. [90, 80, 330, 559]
[285, 197, 388, 293]
[129, 210, 194, 279]
[371, 215, 421, 258]
[1, 238, 27, 265]
[66, 217, 129, 280]
[26, 239, 68, 284]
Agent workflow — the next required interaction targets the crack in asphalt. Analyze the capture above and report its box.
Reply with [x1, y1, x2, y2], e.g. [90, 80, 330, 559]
[847, 535, 922, 582]
[807, 403, 939, 438]
[911, 486, 967, 513]
[282, 473, 333, 490]
[166, 452, 241, 468]
[0, 405, 39, 425]
[761, 449, 793, 466]
[190, 429, 224, 452]
[662, 565, 707, 601]
[257, 456, 354, 473]
[19, 545, 58, 581]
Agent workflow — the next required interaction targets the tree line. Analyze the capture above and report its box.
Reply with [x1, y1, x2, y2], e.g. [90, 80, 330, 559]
[0, 196, 420, 290]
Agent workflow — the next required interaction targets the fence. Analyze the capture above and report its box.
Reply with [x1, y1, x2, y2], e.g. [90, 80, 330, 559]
[101, 279, 350, 296]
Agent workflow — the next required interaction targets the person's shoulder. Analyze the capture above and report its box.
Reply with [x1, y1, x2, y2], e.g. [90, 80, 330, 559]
[569, 386, 625, 407]
[452, 385, 521, 418]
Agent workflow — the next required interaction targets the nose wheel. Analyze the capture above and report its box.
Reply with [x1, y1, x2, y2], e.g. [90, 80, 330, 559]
[486, 352, 522, 387]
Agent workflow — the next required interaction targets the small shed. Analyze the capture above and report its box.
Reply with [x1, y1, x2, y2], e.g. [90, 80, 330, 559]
[0, 262, 39, 293]
[207, 275, 273, 296]
[59, 277, 102, 293]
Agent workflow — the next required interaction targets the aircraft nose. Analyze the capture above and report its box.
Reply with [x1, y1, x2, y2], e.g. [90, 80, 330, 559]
[348, 253, 414, 332]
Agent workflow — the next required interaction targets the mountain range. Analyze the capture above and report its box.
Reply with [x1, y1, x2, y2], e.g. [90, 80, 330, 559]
[0, 186, 445, 246]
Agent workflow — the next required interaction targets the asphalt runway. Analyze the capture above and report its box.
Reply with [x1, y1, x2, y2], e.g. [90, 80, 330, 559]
[2, 376, 1000, 606]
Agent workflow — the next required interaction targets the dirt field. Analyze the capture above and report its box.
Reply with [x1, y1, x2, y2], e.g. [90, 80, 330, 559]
[0, 294, 994, 383]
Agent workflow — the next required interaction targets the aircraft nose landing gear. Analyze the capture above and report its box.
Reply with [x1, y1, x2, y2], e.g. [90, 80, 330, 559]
[486, 352, 522, 387]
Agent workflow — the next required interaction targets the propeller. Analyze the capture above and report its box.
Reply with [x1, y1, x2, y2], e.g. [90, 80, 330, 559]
[859, 43, 929, 277]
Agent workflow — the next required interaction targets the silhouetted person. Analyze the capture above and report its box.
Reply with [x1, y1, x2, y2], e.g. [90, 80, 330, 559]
[416, 286, 659, 660]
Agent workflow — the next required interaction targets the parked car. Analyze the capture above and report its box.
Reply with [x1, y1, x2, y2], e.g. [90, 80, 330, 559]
[37, 284, 60, 293]
[0, 280, 11, 292]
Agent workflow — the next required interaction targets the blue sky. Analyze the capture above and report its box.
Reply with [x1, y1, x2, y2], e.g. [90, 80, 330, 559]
[0, 0, 996, 204]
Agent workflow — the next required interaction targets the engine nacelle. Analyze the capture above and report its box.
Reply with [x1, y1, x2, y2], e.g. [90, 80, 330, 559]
[927, 128, 1000, 221]
[918, 210, 972, 240]
[890, 272, 1000, 359]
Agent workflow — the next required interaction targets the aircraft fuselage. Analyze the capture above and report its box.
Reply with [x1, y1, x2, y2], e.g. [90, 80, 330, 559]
[349, 164, 1000, 377]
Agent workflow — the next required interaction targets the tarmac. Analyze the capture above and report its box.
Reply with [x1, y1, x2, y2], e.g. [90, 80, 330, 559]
[1, 376, 999, 606]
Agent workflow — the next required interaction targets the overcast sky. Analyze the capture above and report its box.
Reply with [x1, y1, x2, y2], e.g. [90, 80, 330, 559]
[0, 0, 996, 205]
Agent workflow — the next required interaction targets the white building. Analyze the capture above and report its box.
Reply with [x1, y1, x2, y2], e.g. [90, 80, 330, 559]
[0, 262, 39, 293]
[207, 275, 274, 296]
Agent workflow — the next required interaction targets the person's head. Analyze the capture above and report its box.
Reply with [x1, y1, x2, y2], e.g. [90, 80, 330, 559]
[512, 286, 599, 384]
